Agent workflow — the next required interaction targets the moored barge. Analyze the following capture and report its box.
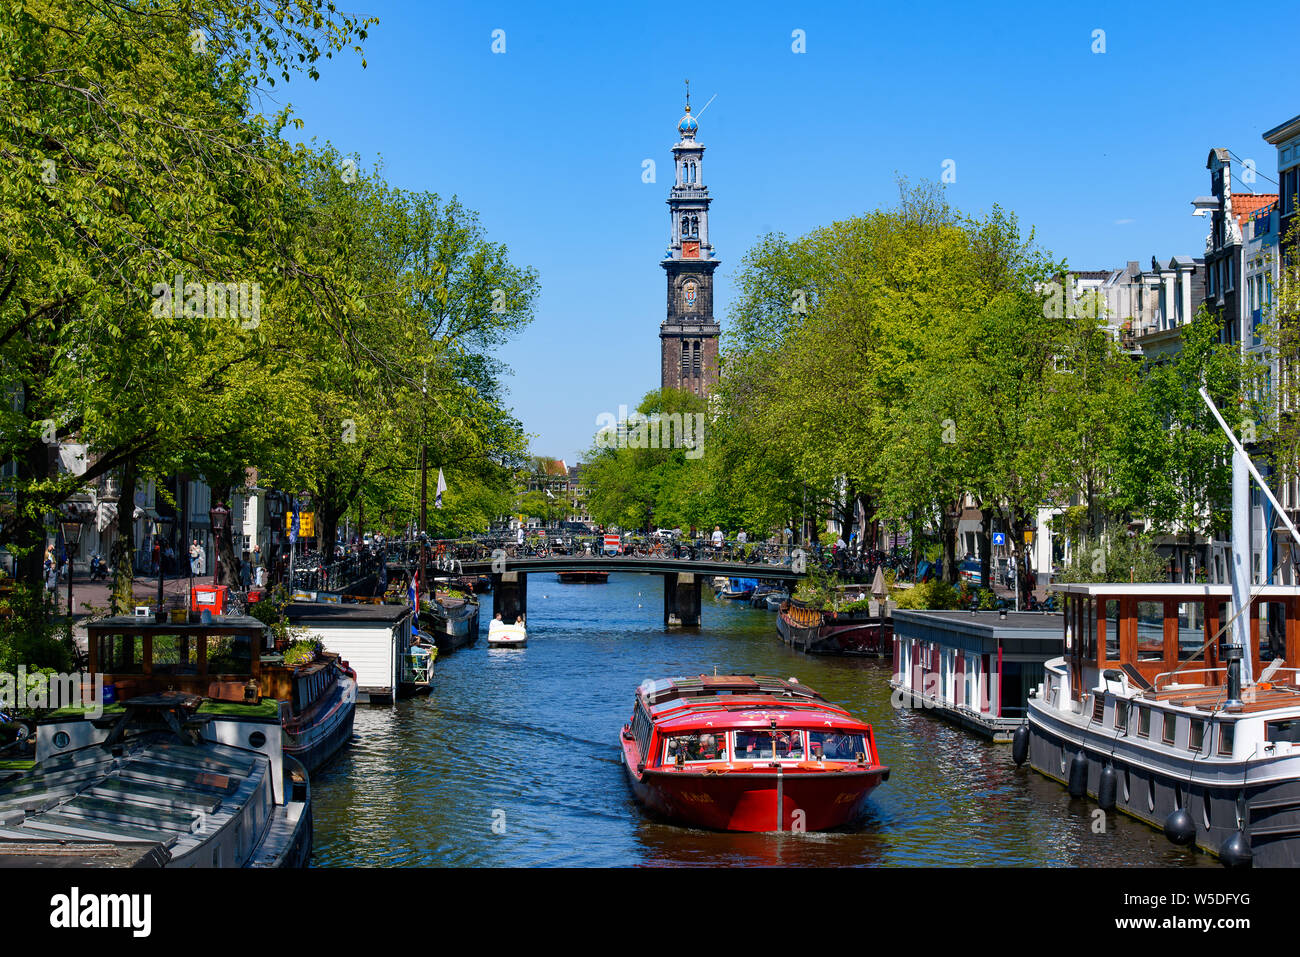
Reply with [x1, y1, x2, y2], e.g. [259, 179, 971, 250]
[777, 597, 892, 656]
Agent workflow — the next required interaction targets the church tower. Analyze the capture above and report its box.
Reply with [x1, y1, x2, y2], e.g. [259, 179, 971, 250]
[660, 87, 720, 397]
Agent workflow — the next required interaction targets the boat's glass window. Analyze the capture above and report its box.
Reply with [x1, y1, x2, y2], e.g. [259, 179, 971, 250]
[206, 634, 253, 675]
[1161, 712, 1176, 745]
[1114, 700, 1128, 731]
[733, 731, 774, 760]
[1261, 602, 1287, 665]
[663, 732, 727, 764]
[809, 730, 866, 761]
[1218, 722, 1235, 757]
[775, 730, 804, 758]
[1136, 602, 1164, 661]
[1137, 707, 1150, 737]
[1176, 602, 1204, 662]
[96, 634, 145, 674]
[1190, 718, 1206, 752]
[1214, 602, 1231, 657]
[151, 634, 200, 675]
[1104, 600, 1120, 660]
[1266, 719, 1300, 746]
[1084, 598, 1095, 660]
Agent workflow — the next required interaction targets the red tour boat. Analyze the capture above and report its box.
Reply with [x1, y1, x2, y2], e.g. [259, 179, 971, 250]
[621, 674, 889, 832]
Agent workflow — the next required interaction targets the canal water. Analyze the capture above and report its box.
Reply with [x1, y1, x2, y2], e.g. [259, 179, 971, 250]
[311, 573, 1214, 867]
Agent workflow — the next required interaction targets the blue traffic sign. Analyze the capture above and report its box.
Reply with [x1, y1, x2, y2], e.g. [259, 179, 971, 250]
[992, 532, 1006, 546]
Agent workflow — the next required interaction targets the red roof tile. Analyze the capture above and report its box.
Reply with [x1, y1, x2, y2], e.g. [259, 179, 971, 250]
[1232, 193, 1278, 228]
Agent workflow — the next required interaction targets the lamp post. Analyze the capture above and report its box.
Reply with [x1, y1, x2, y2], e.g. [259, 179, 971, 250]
[59, 516, 83, 618]
[209, 501, 230, 589]
[266, 492, 284, 586]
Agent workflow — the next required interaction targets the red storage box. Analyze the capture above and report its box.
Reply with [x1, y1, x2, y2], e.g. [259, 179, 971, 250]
[191, 585, 229, 614]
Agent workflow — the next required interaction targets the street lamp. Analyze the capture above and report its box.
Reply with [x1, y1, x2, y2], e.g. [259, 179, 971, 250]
[209, 501, 231, 588]
[59, 515, 83, 617]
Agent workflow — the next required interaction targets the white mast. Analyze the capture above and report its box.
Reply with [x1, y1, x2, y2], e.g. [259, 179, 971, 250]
[1198, 387, 1300, 685]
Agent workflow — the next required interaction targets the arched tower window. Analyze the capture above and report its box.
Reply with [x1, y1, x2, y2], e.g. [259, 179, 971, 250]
[692, 340, 701, 377]
[680, 340, 689, 380]
[690, 216, 698, 237]
[681, 216, 690, 239]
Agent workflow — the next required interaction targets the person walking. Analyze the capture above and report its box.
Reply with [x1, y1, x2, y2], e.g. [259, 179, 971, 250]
[189, 539, 201, 576]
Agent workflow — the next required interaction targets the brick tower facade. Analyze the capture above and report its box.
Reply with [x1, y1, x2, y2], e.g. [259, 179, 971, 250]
[660, 93, 720, 397]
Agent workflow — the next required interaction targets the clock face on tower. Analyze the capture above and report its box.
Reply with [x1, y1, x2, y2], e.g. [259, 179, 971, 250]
[682, 241, 700, 259]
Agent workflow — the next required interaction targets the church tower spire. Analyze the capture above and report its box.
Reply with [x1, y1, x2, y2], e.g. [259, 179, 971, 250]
[660, 85, 720, 397]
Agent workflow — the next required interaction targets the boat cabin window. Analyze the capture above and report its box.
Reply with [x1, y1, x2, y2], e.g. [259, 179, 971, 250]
[1266, 718, 1300, 746]
[95, 634, 145, 674]
[776, 730, 804, 758]
[734, 731, 774, 760]
[1217, 722, 1235, 757]
[1176, 603, 1205, 662]
[1189, 718, 1206, 752]
[1136, 707, 1150, 737]
[206, 634, 253, 675]
[1136, 602, 1164, 661]
[663, 732, 727, 764]
[1161, 712, 1176, 745]
[150, 634, 200, 676]
[1114, 701, 1128, 732]
[1262, 601, 1287, 664]
[1104, 600, 1120, 660]
[809, 730, 866, 761]
[1084, 599, 1096, 660]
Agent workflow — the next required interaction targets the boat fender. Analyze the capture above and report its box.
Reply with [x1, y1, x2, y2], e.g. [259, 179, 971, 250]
[1164, 808, 1195, 847]
[1218, 830, 1252, 868]
[1097, 764, 1118, 812]
[1011, 725, 1030, 766]
[1067, 750, 1088, 798]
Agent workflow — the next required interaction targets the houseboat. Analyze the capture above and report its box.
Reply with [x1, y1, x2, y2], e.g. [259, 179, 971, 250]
[890, 609, 1062, 741]
[420, 587, 481, 655]
[287, 602, 422, 703]
[277, 651, 358, 774]
[777, 597, 892, 656]
[0, 614, 317, 867]
[1018, 386, 1300, 866]
[620, 674, 890, 832]
[1021, 582, 1300, 866]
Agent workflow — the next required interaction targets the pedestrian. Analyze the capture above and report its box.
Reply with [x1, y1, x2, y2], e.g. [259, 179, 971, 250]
[189, 539, 201, 575]
[240, 551, 252, 591]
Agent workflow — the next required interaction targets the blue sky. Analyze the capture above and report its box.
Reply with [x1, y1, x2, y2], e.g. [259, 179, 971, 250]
[278, 0, 1298, 465]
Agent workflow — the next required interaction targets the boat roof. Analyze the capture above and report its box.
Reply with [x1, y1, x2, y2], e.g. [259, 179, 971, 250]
[637, 675, 867, 733]
[638, 675, 826, 706]
[287, 601, 412, 623]
[1051, 583, 1300, 598]
[0, 735, 269, 861]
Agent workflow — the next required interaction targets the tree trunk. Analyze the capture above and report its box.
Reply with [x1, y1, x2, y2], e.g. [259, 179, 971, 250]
[213, 491, 240, 590]
[109, 457, 137, 616]
[942, 503, 958, 585]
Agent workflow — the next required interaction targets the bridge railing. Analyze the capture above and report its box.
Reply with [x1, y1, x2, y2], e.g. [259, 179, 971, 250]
[324, 535, 916, 584]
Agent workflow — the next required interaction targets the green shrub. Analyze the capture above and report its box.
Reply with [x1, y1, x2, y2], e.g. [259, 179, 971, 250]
[892, 580, 960, 610]
[282, 639, 319, 668]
